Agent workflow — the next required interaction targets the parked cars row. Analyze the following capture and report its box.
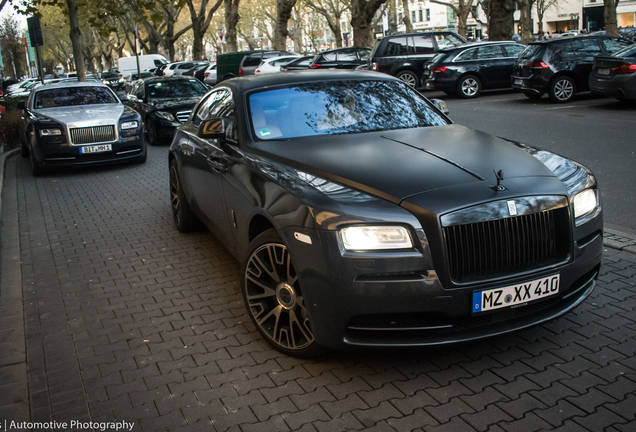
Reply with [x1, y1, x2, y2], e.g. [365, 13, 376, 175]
[589, 43, 636, 101]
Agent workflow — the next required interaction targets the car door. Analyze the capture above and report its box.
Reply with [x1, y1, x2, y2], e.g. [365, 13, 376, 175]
[569, 38, 604, 91]
[182, 88, 236, 247]
[382, 36, 410, 74]
[474, 44, 509, 89]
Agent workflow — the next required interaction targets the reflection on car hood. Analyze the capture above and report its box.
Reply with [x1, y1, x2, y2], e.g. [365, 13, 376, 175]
[33, 104, 124, 128]
[150, 97, 202, 111]
[255, 124, 558, 204]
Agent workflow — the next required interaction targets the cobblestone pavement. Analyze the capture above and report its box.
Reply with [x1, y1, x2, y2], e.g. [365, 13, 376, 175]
[1, 146, 635, 432]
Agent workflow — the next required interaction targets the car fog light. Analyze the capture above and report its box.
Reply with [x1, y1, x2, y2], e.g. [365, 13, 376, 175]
[573, 189, 597, 219]
[339, 226, 413, 251]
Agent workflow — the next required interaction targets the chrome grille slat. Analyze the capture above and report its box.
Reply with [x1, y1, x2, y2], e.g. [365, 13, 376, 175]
[443, 208, 571, 283]
[70, 125, 116, 145]
[176, 110, 192, 123]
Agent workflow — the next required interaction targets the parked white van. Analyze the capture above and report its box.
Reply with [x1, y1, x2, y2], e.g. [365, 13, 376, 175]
[118, 54, 168, 78]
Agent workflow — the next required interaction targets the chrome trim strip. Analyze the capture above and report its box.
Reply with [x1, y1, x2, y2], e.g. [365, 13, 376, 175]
[116, 149, 142, 155]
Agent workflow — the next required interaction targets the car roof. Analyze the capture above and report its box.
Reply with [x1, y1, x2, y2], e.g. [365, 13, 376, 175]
[142, 76, 203, 84]
[530, 34, 623, 45]
[217, 70, 400, 93]
[439, 40, 522, 52]
[33, 81, 110, 91]
[318, 46, 371, 54]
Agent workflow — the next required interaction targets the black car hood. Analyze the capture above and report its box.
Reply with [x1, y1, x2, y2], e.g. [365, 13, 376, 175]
[253, 124, 560, 204]
[150, 97, 201, 111]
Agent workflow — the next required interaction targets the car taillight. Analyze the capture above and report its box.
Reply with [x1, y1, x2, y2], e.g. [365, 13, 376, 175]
[527, 60, 548, 69]
[615, 63, 636, 74]
[309, 64, 320, 69]
[429, 66, 447, 72]
[205, 72, 210, 78]
[371, 62, 378, 71]
[239, 68, 244, 75]
[255, 69, 260, 73]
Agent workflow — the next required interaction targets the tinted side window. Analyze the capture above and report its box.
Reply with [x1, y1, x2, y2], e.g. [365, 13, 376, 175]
[412, 35, 434, 54]
[337, 49, 357, 62]
[242, 55, 263, 67]
[601, 38, 632, 55]
[571, 38, 603, 58]
[322, 52, 337, 61]
[549, 41, 576, 61]
[358, 49, 371, 61]
[476, 45, 504, 59]
[384, 37, 410, 56]
[504, 44, 525, 57]
[454, 48, 477, 61]
[435, 34, 465, 50]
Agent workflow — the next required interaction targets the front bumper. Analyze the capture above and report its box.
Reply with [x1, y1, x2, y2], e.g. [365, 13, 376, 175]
[281, 213, 603, 350]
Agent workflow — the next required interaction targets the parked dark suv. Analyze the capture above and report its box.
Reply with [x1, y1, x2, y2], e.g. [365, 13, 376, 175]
[309, 47, 371, 69]
[369, 31, 467, 88]
[423, 41, 526, 98]
[511, 35, 633, 102]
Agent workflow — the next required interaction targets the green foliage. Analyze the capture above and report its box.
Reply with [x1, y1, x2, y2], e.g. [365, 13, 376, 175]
[1, 107, 22, 151]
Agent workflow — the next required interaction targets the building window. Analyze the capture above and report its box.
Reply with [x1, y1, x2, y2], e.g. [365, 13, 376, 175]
[412, 10, 416, 22]
[419, 9, 423, 22]
[426, 9, 431, 21]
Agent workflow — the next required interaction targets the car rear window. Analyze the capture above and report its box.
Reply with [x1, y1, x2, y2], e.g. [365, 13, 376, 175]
[613, 44, 636, 58]
[248, 80, 448, 140]
[242, 55, 263, 67]
[34, 86, 118, 108]
[519, 44, 542, 61]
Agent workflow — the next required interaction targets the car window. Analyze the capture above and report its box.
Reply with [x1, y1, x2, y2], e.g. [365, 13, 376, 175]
[133, 81, 145, 99]
[504, 44, 525, 57]
[358, 49, 371, 61]
[337, 49, 358, 62]
[411, 35, 434, 54]
[549, 41, 576, 61]
[248, 80, 448, 140]
[571, 38, 603, 58]
[601, 38, 632, 55]
[384, 37, 410, 56]
[147, 79, 207, 99]
[476, 45, 504, 59]
[193, 89, 228, 126]
[321, 52, 336, 61]
[154, 59, 165, 66]
[242, 55, 263, 67]
[435, 34, 465, 50]
[34, 87, 118, 108]
[454, 48, 477, 61]
[612, 44, 636, 58]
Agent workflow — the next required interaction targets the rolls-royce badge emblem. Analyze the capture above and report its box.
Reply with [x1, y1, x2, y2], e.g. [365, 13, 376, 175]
[488, 170, 508, 192]
[507, 200, 518, 216]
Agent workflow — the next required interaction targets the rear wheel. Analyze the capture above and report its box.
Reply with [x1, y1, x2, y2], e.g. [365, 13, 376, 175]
[397, 71, 418, 88]
[523, 91, 544, 100]
[242, 229, 324, 358]
[549, 76, 575, 103]
[146, 121, 158, 146]
[457, 75, 481, 98]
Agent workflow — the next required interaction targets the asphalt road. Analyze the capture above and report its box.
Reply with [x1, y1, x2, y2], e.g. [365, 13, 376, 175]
[419, 89, 636, 233]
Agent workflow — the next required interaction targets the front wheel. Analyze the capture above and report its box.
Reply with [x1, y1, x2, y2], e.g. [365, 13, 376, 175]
[146, 121, 159, 146]
[457, 75, 481, 98]
[242, 229, 324, 358]
[397, 71, 418, 88]
[549, 76, 576, 103]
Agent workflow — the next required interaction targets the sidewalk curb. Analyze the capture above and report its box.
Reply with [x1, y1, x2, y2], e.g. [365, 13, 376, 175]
[0, 147, 20, 264]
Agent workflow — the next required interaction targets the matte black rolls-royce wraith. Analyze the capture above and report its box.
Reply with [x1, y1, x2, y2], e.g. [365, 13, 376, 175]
[168, 71, 603, 357]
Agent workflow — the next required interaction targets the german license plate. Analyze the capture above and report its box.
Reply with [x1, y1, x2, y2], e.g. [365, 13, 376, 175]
[80, 144, 112, 154]
[423, 70, 430, 77]
[514, 79, 523, 85]
[472, 274, 560, 313]
[598, 68, 610, 75]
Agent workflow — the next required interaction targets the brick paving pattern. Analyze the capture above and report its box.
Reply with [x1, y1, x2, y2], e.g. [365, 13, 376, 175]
[1, 146, 635, 431]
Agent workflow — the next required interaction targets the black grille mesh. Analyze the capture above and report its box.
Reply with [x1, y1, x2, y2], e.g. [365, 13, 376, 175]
[443, 208, 571, 283]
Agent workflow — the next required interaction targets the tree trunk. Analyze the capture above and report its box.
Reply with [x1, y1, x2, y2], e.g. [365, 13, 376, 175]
[488, 0, 515, 41]
[519, 0, 533, 44]
[604, 0, 619, 36]
[401, 0, 412, 33]
[456, 9, 471, 38]
[275, 0, 297, 50]
[225, 0, 240, 53]
[351, 0, 388, 47]
[66, 0, 85, 81]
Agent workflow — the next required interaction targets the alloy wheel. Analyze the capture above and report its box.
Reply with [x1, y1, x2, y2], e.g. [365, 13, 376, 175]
[398, 72, 417, 88]
[244, 242, 314, 351]
[553, 78, 574, 102]
[169, 165, 181, 225]
[461, 77, 479, 97]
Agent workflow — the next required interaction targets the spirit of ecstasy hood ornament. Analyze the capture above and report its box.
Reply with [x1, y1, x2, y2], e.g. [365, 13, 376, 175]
[489, 170, 507, 192]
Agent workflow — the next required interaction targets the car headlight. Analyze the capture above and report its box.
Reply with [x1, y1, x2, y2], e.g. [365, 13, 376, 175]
[119, 78, 125, 83]
[102, 80, 108, 84]
[155, 111, 175, 121]
[121, 121, 139, 130]
[573, 189, 598, 219]
[339, 226, 413, 251]
[40, 128, 62, 136]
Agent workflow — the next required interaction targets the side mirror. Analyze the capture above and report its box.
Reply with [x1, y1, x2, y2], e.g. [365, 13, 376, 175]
[198, 118, 226, 139]
[128, 94, 138, 102]
[431, 99, 449, 115]
[17, 101, 26, 110]
[119, 93, 129, 102]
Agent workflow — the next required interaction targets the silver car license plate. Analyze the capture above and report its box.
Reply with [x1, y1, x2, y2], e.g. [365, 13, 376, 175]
[472, 274, 560, 313]
[80, 144, 112, 154]
[514, 79, 523, 85]
[598, 68, 610, 75]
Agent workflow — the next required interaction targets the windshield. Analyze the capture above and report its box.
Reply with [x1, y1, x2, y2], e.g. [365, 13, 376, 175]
[147, 79, 207, 99]
[34, 86, 118, 108]
[249, 80, 448, 140]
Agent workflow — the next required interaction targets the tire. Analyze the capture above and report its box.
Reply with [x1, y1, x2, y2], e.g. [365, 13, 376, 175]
[242, 229, 324, 358]
[397, 70, 418, 89]
[146, 121, 159, 146]
[549, 76, 576, 103]
[169, 159, 201, 232]
[457, 75, 481, 98]
[29, 145, 44, 176]
[523, 91, 544, 100]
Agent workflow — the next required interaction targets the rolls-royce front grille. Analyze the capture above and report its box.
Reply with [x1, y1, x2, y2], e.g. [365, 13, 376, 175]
[70, 125, 116, 145]
[176, 111, 191, 123]
[443, 208, 571, 283]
